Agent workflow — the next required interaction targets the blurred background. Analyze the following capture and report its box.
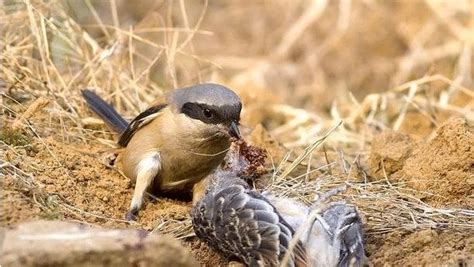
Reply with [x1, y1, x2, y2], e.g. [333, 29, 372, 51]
[3, 0, 473, 112]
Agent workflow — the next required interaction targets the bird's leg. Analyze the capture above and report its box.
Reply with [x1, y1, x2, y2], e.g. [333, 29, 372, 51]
[125, 152, 161, 221]
[309, 200, 347, 236]
[306, 185, 349, 240]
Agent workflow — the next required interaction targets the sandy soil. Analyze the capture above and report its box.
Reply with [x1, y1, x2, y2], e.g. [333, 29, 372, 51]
[369, 117, 473, 208]
[366, 230, 473, 266]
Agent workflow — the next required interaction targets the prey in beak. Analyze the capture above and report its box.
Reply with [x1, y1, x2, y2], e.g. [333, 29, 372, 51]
[228, 121, 241, 139]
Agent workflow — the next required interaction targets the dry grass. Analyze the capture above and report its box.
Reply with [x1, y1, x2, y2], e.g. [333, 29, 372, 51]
[1, 0, 474, 264]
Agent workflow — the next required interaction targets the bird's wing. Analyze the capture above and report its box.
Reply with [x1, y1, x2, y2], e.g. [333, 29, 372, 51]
[118, 104, 167, 147]
[192, 184, 307, 267]
[246, 191, 308, 267]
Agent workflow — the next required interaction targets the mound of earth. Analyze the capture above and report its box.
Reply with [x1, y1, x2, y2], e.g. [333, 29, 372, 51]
[369, 118, 473, 207]
[369, 130, 414, 178]
[402, 118, 473, 207]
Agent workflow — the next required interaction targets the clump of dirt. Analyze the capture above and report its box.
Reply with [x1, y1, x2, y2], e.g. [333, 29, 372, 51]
[369, 130, 414, 179]
[402, 118, 474, 207]
[367, 229, 473, 266]
[368, 118, 473, 207]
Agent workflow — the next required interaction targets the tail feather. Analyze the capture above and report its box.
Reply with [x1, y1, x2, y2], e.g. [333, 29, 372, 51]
[81, 89, 128, 134]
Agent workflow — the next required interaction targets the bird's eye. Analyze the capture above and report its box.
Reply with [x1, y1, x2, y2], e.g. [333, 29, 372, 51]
[203, 108, 213, 119]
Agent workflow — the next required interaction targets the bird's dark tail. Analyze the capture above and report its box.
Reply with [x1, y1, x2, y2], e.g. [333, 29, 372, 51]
[81, 89, 128, 134]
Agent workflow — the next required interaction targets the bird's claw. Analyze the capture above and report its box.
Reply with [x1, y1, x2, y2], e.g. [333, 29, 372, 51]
[309, 201, 347, 237]
[102, 152, 118, 168]
[125, 208, 139, 221]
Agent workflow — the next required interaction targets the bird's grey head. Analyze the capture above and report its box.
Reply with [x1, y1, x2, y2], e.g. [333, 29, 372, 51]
[171, 83, 242, 138]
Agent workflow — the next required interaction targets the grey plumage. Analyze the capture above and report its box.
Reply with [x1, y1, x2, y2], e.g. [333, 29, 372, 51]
[171, 83, 241, 109]
[191, 171, 307, 267]
[83, 83, 241, 141]
[192, 171, 366, 267]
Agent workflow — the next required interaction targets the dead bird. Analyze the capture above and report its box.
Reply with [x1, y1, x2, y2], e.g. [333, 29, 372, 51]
[192, 169, 365, 266]
[82, 83, 242, 220]
[192, 173, 365, 266]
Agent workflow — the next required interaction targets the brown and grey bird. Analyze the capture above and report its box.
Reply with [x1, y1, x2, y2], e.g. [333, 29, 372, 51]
[82, 83, 242, 220]
[191, 171, 365, 267]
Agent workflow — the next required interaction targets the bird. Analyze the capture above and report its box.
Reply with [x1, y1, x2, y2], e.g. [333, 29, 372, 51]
[191, 169, 365, 267]
[82, 83, 242, 220]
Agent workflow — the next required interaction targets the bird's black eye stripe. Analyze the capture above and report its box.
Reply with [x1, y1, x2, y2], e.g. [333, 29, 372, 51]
[181, 102, 241, 124]
[181, 102, 219, 124]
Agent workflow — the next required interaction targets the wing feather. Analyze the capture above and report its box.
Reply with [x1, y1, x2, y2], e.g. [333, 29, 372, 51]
[118, 104, 167, 147]
[191, 181, 308, 267]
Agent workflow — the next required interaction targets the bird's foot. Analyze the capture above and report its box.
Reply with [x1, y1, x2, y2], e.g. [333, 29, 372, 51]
[311, 200, 347, 235]
[102, 151, 118, 168]
[125, 207, 139, 221]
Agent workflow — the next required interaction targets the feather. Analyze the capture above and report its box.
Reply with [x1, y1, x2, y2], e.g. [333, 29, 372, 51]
[118, 104, 167, 147]
[191, 173, 308, 267]
[81, 89, 128, 133]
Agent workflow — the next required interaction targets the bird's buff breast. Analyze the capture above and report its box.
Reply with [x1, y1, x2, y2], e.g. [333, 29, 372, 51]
[120, 110, 231, 191]
[158, 138, 230, 191]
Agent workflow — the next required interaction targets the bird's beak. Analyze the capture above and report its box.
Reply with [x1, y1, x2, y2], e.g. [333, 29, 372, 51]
[229, 121, 241, 139]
